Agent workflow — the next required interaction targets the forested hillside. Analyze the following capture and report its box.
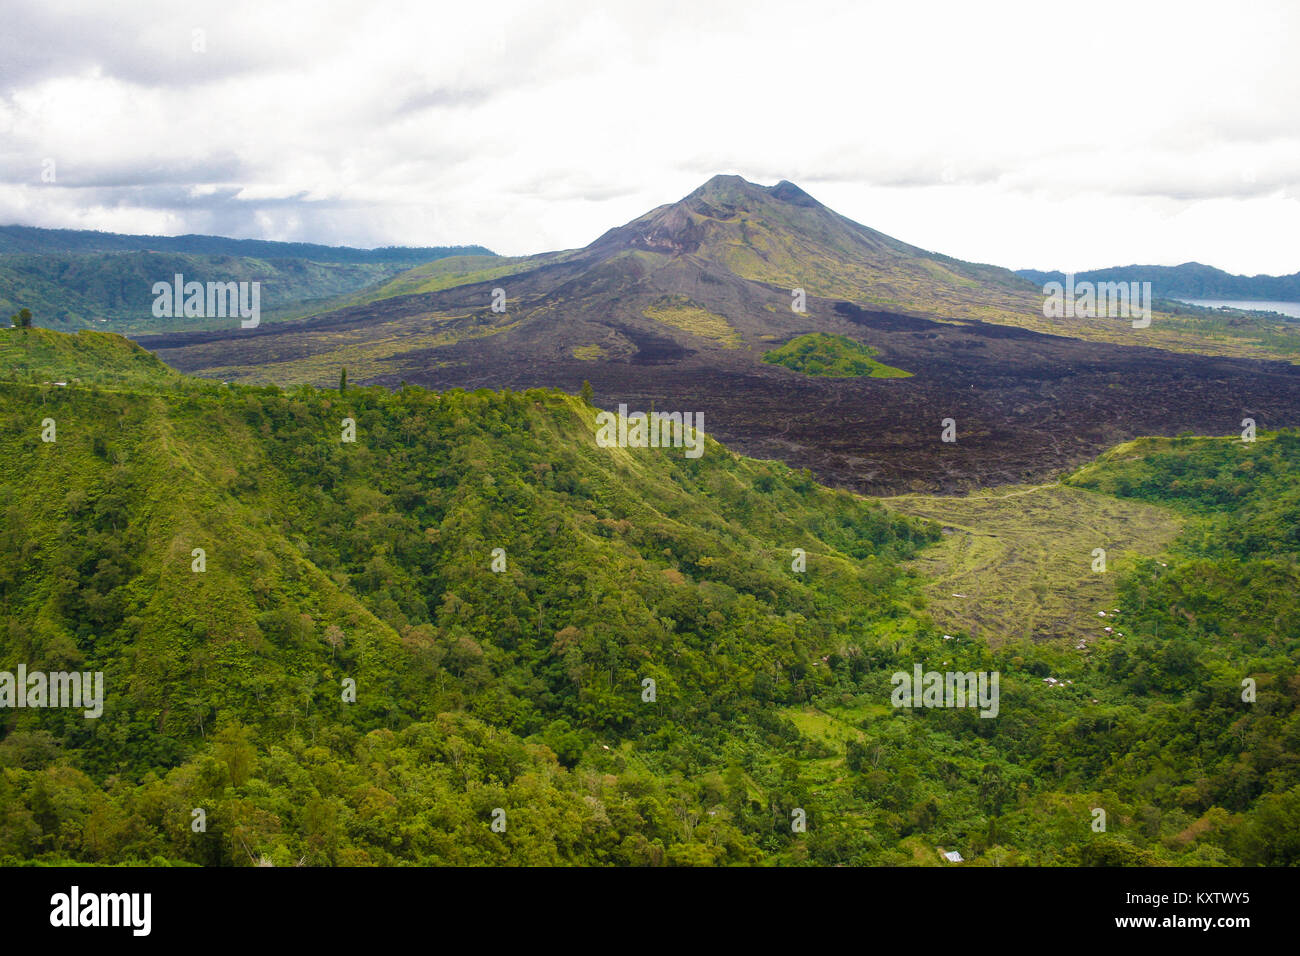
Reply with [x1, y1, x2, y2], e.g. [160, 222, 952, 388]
[0, 329, 1296, 865]
[0, 328, 935, 864]
[0, 226, 494, 332]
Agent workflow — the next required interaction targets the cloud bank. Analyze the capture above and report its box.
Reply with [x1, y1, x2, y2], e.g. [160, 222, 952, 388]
[1, 0, 1297, 274]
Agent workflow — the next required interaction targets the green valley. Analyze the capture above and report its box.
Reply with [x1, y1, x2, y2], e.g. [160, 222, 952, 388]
[1, 329, 1296, 866]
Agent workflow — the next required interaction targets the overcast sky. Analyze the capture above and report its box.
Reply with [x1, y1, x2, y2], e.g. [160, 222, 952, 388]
[1, 0, 1297, 275]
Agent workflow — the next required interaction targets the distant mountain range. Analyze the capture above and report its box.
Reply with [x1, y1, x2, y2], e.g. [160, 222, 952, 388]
[0, 224, 491, 263]
[1017, 262, 1300, 303]
[0, 224, 493, 332]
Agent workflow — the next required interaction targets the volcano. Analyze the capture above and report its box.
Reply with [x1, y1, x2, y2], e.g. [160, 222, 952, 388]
[137, 175, 1300, 492]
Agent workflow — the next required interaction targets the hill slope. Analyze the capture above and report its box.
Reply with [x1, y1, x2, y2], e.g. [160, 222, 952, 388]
[0, 326, 184, 389]
[0, 328, 937, 864]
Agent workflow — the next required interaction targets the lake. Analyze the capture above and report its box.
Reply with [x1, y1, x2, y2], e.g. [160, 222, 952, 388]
[1172, 298, 1300, 319]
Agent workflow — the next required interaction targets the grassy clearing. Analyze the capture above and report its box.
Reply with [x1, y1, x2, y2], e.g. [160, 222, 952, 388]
[880, 482, 1183, 645]
[762, 332, 911, 378]
[643, 295, 741, 347]
[783, 704, 868, 748]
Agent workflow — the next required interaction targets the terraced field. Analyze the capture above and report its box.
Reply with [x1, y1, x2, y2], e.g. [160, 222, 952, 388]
[881, 482, 1184, 645]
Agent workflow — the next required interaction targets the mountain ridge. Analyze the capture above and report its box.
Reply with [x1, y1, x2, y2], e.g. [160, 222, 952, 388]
[1017, 261, 1300, 304]
[0, 223, 494, 263]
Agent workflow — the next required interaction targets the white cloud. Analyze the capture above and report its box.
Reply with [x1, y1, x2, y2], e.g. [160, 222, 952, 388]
[0, 0, 1297, 274]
